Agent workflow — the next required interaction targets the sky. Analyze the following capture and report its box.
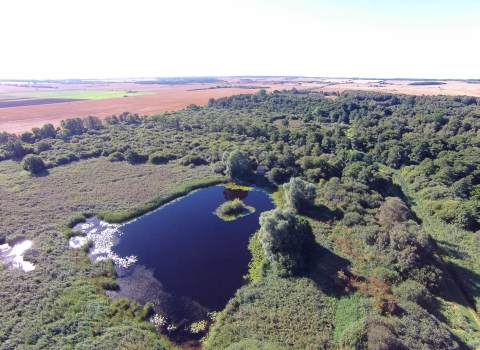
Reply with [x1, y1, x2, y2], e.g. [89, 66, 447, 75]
[0, 0, 479, 80]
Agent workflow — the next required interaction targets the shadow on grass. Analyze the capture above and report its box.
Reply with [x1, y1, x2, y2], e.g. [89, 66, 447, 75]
[306, 242, 351, 297]
[305, 204, 343, 223]
[31, 169, 50, 177]
[435, 240, 469, 260]
[445, 260, 480, 311]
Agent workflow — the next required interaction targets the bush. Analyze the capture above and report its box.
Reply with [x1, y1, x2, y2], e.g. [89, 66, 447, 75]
[378, 197, 412, 229]
[343, 212, 364, 227]
[56, 155, 71, 165]
[211, 161, 226, 174]
[35, 140, 51, 153]
[4, 140, 26, 158]
[124, 149, 146, 164]
[283, 177, 317, 214]
[108, 151, 124, 162]
[393, 280, 436, 309]
[267, 167, 288, 184]
[148, 152, 169, 165]
[216, 198, 244, 216]
[179, 155, 208, 166]
[21, 154, 46, 174]
[258, 208, 315, 276]
[224, 149, 253, 182]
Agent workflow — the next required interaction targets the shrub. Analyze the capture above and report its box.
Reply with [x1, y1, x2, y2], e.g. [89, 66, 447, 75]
[124, 149, 145, 164]
[179, 155, 208, 166]
[224, 149, 253, 182]
[20, 132, 35, 143]
[56, 155, 71, 165]
[283, 177, 317, 214]
[4, 140, 26, 158]
[21, 154, 46, 174]
[211, 161, 226, 174]
[108, 151, 124, 162]
[337, 319, 367, 350]
[258, 208, 315, 276]
[393, 280, 436, 309]
[35, 140, 51, 153]
[148, 152, 169, 165]
[378, 197, 412, 229]
[216, 199, 245, 216]
[343, 212, 364, 227]
[267, 167, 288, 184]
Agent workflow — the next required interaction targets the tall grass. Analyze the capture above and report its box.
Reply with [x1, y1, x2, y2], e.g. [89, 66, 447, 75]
[97, 177, 226, 223]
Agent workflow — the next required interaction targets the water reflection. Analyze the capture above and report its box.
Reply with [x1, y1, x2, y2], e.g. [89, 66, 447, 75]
[111, 186, 274, 311]
[222, 188, 248, 201]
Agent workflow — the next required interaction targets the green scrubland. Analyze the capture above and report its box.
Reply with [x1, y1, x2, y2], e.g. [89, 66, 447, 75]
[1, 89, 480, 348]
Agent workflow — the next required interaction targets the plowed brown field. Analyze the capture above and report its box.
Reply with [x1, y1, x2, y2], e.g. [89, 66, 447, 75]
[0, 83, 276, 134]
[2, 79, 479, 134]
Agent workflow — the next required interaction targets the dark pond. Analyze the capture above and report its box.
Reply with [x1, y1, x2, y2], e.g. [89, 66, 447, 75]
[112, 186, 274, 311]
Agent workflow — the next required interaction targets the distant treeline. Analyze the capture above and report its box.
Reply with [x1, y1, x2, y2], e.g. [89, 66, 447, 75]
[136, 77, 221, 85]
[187, 85, 268, 91]
[408, 81, 447, 86]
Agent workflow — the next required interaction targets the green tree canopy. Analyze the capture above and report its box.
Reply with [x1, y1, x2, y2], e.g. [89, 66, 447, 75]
[283, 177, 317, 213]
[21, 154, 46, 174]
[259, 208, 315, 276]
[224, 149, 252, 182]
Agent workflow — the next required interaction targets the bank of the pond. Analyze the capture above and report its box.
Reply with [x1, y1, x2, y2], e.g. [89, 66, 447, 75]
[70, 184, 275, 344]
[67, 178, 228, 227]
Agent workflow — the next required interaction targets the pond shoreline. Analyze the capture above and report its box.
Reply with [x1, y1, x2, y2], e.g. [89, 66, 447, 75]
[69, 183, 277, 347]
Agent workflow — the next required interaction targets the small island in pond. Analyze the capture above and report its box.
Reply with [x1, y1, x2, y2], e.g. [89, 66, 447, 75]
[214, 198, 256, 221]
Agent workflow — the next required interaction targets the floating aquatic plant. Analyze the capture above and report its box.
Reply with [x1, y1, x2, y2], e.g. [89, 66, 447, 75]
[149, 314, 167, 327]
[69, 219, 137, 268]
[189, 320, 208, 333]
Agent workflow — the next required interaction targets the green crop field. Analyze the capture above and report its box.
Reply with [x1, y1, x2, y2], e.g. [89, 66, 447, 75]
[0, 89, 157, 101]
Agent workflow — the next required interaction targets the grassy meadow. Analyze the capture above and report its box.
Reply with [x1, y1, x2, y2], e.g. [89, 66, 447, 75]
[0, 158, 219, 349]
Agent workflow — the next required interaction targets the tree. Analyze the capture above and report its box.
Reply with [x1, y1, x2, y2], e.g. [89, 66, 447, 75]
[4, 140, 26, 158]
[104, 115, 119, 125]
[22, 154, 46, 174]
[258, 209, 315, 276]
[267, 167, 288, 185]
[224, 149, 252, 182]
[20, 132, 35, 143]
[41, 123, 57, 138]
[60, 118, 84, 135]
[82, 115, 103, 129]
[378, 197, 412, 229]
[284, 177, 317, 214]
[35, 140, 51, 153]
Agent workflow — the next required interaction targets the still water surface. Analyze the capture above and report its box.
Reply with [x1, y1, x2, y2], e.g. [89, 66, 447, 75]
[112, 186, 274, 311]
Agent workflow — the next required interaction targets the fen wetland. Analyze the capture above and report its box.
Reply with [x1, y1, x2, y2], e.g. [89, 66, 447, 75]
[70, 185, 274, 344]
[1, 89, 480, 349]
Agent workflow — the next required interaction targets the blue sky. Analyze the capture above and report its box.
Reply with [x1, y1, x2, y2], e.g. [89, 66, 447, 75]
[0, 0, 478, 79]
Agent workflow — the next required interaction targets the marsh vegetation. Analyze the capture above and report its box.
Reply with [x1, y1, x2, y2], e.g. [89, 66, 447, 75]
[214, 198, 255, 221]
[1, 89, 480, 348]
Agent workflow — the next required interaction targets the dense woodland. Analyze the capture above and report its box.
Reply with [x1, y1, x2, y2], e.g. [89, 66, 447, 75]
[1, 89, 480, 349]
